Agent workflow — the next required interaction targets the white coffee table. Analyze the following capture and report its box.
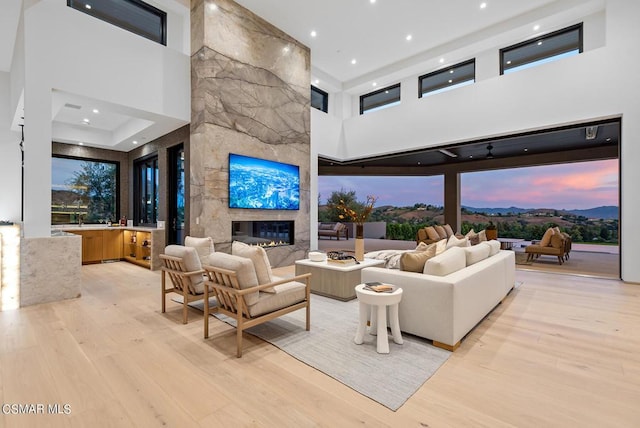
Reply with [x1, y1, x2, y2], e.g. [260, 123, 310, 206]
[353, 284, 403, 354]
[294, 258, 385, 301]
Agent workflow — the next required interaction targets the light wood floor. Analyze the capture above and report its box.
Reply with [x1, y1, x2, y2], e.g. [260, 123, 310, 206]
[1, 262, 639, 427]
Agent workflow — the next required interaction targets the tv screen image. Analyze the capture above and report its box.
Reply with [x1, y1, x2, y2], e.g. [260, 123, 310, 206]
[229, 154, 300, 210]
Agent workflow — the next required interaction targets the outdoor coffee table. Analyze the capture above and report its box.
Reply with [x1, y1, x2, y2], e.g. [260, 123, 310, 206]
[497, 238, 525, 250]
[353, 283, 403, 354]
[294, 258, 385, 301]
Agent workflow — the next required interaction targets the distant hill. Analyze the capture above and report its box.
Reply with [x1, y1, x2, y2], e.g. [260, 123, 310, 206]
[463, 205, 618, 219]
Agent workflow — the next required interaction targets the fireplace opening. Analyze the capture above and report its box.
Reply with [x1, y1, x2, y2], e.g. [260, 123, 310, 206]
[232, 221, 294, 247]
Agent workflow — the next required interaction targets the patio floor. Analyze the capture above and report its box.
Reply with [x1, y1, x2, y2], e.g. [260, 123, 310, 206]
[316, 237, 620, 279]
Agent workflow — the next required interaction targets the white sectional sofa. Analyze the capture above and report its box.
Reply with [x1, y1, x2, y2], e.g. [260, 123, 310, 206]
[361, 241, 515, 351]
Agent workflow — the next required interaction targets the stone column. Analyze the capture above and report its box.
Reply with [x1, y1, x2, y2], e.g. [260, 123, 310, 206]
[190, 0, 311, 267]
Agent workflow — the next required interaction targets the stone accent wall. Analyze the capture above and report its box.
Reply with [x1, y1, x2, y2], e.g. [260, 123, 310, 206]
[190, 0, 310, 267]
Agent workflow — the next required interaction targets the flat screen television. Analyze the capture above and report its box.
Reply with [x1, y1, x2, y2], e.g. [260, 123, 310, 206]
[229, 153, 300, 210]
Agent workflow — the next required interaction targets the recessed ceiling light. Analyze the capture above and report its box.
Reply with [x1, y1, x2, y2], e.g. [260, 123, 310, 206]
[417, 161, 421, 165]
[133, 141, 138, 145]
[85, 4, 92, 9]
[534, 24, 540, 31]
[406, 34, 412, 41]
[372, 82, 377, 87]
[283, 46, 290, 53]
[82, 118, 90, 125]
[92, 108, 99, 114]
[78, 142, 84, 146]
[314, 79, 319, 84]
[448, 79, 453, 83]
[439, 58, 445, 64]
[524, 148, 528, 152]
[480, 2, 487, 9]
[385, 90, 389, 94]
[449, 70, 454, 74]
[370, 0, 376, 3]
[507, 60, 512, 64]
[606, 138, 612, 142]
[310, 30, 317, 38]
[469, 155, 473, 159]
[351, 59, 357, 65]
[208, 3, 218, 11]
[537, 41, 543, 46]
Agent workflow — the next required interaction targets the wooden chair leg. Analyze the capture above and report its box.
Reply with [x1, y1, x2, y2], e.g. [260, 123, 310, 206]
[203, 286, 209, 339]
[557, 256, 563, 265]
[161, 271, 166, 313]
[182, 288, 188, 324]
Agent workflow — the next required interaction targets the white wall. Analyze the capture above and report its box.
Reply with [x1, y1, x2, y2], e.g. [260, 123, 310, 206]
[312, 0, 640, 282]
[0, 71, 21, 222]
[18, 0, 190, 237]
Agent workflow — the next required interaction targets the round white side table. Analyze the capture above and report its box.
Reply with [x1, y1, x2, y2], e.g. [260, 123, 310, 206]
[353, 283, 403, 354]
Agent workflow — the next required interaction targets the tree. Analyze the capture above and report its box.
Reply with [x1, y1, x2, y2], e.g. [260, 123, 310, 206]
[67, 161, 117, 222]
[325, 189, 364, 222]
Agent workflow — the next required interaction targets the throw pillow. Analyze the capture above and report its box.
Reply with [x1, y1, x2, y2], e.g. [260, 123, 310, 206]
[163, 245, 204, 294]
[550, 233, 565, 249]
[435, 238, 447, 255]
[333, 222, 343, 231]
[443, 224, 455, 238]
[464, 244, 491, 266]
[400, 243, 438, 272]
[553, 226, 562, 236]
[415, 241, 430, 251]
[465, 229, 479, 245]
[540, 227, 555, 247]
[232, 241, 275, 292]
[434, 225, 448, 240]
[425, 226, 440, 241]
[208, 252, 260, 305]
[446, 234, 468, 249]
[480, 240, 501, 256]
[477, 229, 487, 242]
[423, 247, 466, 276]
[184, 236, 215, 266]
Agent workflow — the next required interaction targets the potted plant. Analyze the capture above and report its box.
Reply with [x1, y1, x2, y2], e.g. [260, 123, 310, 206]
[486, 221, 498, 241]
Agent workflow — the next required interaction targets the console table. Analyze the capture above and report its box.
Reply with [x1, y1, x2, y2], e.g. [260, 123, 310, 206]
[294, 258, 385, 301]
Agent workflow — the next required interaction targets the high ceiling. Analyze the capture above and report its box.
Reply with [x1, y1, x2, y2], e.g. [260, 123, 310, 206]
[1, 0, 605, 152]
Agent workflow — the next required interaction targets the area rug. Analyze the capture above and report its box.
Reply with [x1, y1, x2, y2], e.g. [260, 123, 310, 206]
[179, 294, 451, 411]
[515, 252, 533, 265]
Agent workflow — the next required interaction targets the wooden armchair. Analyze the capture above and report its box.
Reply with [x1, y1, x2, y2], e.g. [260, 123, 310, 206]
[203, 252, 311, 358]
[160, 245, 209, 324]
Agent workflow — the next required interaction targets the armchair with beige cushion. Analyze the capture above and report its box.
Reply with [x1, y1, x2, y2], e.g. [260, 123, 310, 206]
[525, 227, 567, 265]
[160, 245, 209, 324]
[203, 242, 311, 358]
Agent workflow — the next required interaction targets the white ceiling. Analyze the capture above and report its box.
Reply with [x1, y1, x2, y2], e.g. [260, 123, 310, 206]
[2, 0, 596, 151]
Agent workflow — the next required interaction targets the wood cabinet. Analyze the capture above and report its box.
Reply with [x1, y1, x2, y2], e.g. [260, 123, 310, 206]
[64, 227, 163, 270]
[79, 230, 103, 263]
[123, 230, 153, 269]
[102, 229, 123, 260]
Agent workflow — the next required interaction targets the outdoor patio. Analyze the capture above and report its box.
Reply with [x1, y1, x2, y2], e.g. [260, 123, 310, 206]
[316, 238, 620, 279]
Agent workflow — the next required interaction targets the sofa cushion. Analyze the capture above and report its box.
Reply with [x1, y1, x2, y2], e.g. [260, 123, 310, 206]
[480, 240, 501, 256]
[477, 229, 487, 242]
[208, 252, 260, 305]
[550, 233, 565, 249]
[184, 236, 215, 265]
[435, 238, 448, 255]
[434, 225, 448, 240]
[400, 243, 438, 272]
[465, 229, 480, 245]
[446, 235, 468, 249]
[247, 280, 306, 318]
[319, 223, 333, 230]
[540, 227, 555, 247]
[425, 226, 440, 241]
[464, 244, 491, 266]
[443, 224, 455, 238]
[164, 245, 205, 294]
[333, 222, 344, 231]
[232, 241, 274, 292]
[423, 246, 466, 276]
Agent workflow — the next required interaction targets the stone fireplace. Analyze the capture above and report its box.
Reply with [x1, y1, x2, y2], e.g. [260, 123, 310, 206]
[190, 0, 311, 267]
[232, 221, 294, 247]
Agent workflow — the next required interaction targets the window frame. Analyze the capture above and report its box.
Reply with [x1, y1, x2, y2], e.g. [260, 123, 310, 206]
[134, 154, 159, 227]
[311, 85, 329, 113]
[359, 83, 401, 115]
[67, 0, 167, 46]
[418, 59, 476, 98]
[500, 23, 583, 75]
[51, 154, 120, 225]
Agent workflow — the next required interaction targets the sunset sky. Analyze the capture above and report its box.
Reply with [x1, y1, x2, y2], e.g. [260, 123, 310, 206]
[318, 159, 618, 210]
